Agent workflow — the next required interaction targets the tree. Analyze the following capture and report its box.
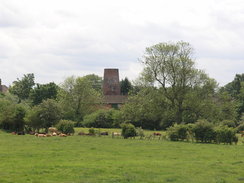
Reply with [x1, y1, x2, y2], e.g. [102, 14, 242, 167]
[56, 120, 75, 134]
[29, 82, 58, 105]
[0, 98, 27, 132]
[58, 76, 102, 122]
[141, 41, 213, 123]
[83, 74, 103, 92]
[9, 73, 35, 102]
[25, 99, 62, 132]
[120, 77, 132, 95]
[120, 87, 168, 129]
[221, 73, 244, 120]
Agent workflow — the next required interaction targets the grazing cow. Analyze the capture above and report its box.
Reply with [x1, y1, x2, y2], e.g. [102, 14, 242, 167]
[52, 132, 57, 136]
[153, 132, 162, 136]
[11, 132, 16, 135]
[37, 134, 46, 137]
[59, 133, 67, 137]
[46, 134, 52, 137]
[112, 132, 121, 138]
[100, 132, 109, 136]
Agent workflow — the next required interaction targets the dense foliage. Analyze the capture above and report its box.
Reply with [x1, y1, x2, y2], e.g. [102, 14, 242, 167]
[56, 120, 75, 134]
[82, 109, 121, 128]
[121, 123, 137, 139]
[166, 121, 238, 144]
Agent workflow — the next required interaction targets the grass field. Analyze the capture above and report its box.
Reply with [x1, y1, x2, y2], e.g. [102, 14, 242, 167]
[0, 129, 244, 183]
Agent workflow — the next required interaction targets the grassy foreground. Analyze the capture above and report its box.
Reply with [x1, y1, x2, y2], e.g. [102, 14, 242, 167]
[0, 130, 244, 183]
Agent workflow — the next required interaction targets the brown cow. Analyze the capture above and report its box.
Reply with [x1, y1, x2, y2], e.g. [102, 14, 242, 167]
[59, 133, 67, 137]
[153, 132, 162, 136]
[37, 134, 46, 137]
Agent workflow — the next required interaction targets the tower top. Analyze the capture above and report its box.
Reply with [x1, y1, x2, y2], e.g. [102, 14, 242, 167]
[103, 68, 120, 95]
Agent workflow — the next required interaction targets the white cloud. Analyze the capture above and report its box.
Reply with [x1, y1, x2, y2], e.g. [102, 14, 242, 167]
[0, 0, 243, 86]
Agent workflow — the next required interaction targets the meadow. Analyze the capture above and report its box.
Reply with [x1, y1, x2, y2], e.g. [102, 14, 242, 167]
[0, 129, 244, 183]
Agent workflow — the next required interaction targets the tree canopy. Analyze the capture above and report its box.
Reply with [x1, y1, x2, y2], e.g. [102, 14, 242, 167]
[141, 41, 216, 123]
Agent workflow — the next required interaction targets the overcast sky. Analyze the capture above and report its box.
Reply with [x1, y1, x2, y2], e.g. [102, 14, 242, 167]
[0, 0, 243, 86]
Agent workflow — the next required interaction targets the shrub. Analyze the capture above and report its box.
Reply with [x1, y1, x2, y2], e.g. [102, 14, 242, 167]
[136, 127, 145, 139]
[88, 128, 96, 135]
[167, 125, 179, 141]
[82, 109, 116, 128]
[167, 124, 188, 141]
[121, 123, 137, 139]
[215, 126, 237, 144]
[56, 120, 75, 134]
[193, 120, 215, 143]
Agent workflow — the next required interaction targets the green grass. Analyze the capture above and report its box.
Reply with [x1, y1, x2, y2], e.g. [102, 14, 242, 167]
[0, 129, 244, 183]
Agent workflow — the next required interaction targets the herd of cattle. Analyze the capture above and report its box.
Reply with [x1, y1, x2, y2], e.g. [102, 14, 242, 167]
[11, 128, 164, 139]
[9, 127, 244, 140]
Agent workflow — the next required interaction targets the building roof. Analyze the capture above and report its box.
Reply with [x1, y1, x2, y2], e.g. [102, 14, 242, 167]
[103, 95, 128, 104]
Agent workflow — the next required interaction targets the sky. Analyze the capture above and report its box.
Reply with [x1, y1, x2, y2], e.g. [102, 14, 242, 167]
[0, 0, 243, 86]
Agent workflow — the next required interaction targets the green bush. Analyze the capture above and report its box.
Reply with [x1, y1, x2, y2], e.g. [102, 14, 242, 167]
[136, 127, 145, 139]
[215, 126, 237, 144]
[88, 128, 96, 135]
[167, 124, 189, 141]
[121, 123, 137, 139]
[56, 120, 75, 134]
[82, 109, 120, 128]
[193, 120, 215, 143]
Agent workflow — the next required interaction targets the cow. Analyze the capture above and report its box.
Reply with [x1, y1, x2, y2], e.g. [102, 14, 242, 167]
[37, 134, 46, 137]
[112, 132, 121, 138]
[52, 132, 57, 136]
[100, 132, 109, 136]
[59, 133, 67, 137]
[153, 132, 162, 136]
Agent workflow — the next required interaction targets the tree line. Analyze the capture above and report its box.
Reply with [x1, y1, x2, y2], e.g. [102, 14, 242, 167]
[0, 41, 243, 133]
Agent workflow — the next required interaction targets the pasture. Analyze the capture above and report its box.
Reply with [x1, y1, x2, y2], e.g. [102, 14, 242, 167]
[0, 129, 244, 183]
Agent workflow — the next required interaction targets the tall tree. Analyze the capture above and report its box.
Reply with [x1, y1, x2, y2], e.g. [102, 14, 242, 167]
[120, 77, 132, 95]
[221, 73, 244, 120]
[29, 82, 58, 105]
[58, 76, 102, 121]
[0, 98, 27, 132]
[25, 99, 62, 132]
[9, 73, 35, 102]
[83, 74, 103, 92]
[141, 41, 214, 123]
